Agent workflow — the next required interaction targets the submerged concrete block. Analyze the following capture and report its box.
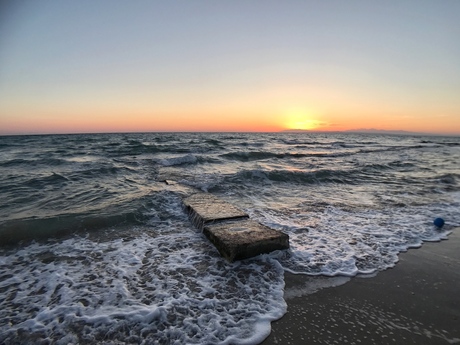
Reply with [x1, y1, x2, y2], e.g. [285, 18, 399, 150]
[183, 193, 249, 229]
[183, 193, 289, 261]
[203, 219, 290, 262]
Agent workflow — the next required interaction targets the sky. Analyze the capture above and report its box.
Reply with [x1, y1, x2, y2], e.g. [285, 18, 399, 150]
[1, 0, 459, 135]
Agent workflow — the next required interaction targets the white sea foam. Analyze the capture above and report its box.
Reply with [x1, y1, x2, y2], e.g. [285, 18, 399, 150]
[0, 229, 285, 344]
[259, 202, 456, 276]
[284, 276, 351, 300]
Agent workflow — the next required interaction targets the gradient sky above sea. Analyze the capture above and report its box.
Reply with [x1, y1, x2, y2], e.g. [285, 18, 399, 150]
[1, 0, 459, 135]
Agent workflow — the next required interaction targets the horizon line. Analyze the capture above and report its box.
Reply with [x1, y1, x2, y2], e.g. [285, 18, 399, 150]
[1, 129, 459, 137]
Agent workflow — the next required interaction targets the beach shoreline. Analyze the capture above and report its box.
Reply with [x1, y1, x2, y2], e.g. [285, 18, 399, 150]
[262, 228, 460, 345]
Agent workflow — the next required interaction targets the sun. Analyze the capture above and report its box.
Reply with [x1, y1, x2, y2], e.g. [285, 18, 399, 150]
[284, 108, 321, 130]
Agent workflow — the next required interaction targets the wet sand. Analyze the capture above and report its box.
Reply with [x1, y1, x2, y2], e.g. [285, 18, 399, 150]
[262, 228, 460, 345]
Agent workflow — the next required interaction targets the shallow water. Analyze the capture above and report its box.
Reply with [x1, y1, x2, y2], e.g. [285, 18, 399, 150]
[1, 132, 459, 344]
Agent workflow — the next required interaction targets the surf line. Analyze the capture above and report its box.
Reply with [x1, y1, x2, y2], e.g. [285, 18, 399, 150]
[182, 193, 289, 262]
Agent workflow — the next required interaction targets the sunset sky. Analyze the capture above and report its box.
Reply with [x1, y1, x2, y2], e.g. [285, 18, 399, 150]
[1, 1, 459, 135]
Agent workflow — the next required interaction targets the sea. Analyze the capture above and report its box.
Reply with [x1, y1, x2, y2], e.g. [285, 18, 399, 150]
[0, 132, 459, 344]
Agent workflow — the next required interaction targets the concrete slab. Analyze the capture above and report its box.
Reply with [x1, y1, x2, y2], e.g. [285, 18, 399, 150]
[183, 193, 289, 261]
[203, 219, 290, 262]
[183, 193, 249, 229]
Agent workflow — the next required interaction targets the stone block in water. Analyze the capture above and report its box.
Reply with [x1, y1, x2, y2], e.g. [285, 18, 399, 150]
[203, 219, 290, 262]
[183, 193, 289, 261]
[183, 193, 249, 229]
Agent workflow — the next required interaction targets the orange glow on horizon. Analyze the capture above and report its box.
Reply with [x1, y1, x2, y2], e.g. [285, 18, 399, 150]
[0, 108, 286, 134]
[1, 100, 460, 135]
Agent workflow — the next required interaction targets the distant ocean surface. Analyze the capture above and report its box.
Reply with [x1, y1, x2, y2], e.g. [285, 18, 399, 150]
[1, 132, 459, 344]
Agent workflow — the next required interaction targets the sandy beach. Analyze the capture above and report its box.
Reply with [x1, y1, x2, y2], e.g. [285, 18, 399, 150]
[262, 228, 460, 345]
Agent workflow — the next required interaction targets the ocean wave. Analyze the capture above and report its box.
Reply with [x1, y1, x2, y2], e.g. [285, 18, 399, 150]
[220, 150, 354, 162]
[0, 190, 185, 245]
[70, 163, 138, 178]
[102, 136, 193, 157]
[280, 138, 381, 147]
[437, 174, 458, 184]
[0, 158, 31, 167]
[443, 141, 460, 147]
[220, 151, 284, 161]
[357, 144, 427, 155]
[228, 168, 344, 184]
[222, 148, 421, 161]
[222, 160, 421, 187]
[421, 139, 460, 147]
[0, 157, 66, 167]
[106, 143, 162, 157]
[24, 173, 69, 189]
[0, 205, 149, 245]
[158, 154, 198, 166]
[204, 138, 223, 146]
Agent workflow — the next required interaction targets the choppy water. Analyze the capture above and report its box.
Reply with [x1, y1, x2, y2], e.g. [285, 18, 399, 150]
[0, 132, 459, 344]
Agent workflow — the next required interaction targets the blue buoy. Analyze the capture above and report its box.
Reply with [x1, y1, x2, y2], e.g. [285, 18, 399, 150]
[434, 217, 445, 228]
